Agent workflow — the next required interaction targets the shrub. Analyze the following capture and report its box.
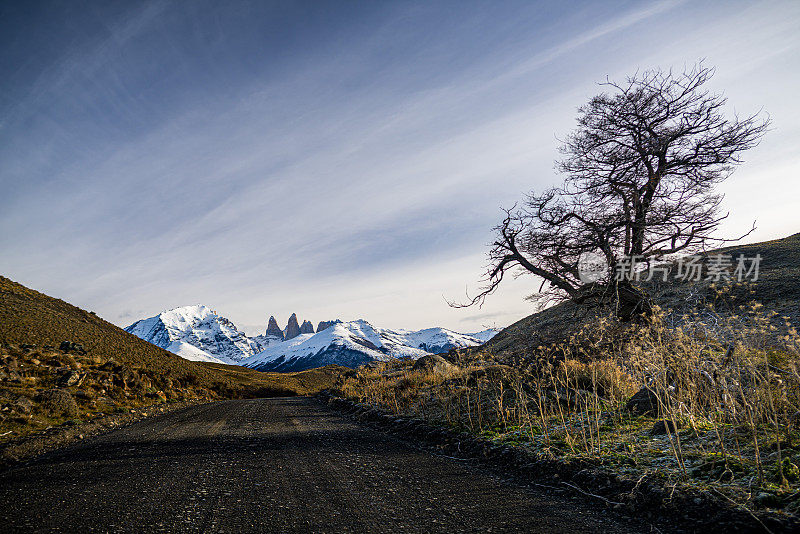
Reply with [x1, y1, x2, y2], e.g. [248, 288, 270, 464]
[36, 389, 78, 418]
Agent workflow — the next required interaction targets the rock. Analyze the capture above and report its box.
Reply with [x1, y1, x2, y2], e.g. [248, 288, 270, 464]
[650, 419, 680, 435]
[99, 360, 118, 371]
[59, 341, 86, 354]
[466, 364, 515, 386]
[754, 492, 780, 508]
[412, 354, 457, 374]
[317, 320, 341, 332]
[5, 369, 22, 383]
[14, 396, 34, 414]
[96, 396, 117, 409]
[781, 457, 799, 482]
[625, 387, 661, 416]
[300, 320, 315, 334]
[58, 370, 84, 387]
[36, 389, 79, 418]
[546, 389, 571, 405]
[74, 389, 95, 401]
[284, 313, 302, 340]
[265, 316, 285, 340]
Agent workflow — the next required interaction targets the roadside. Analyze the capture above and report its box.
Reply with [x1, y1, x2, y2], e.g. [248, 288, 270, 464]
[318, 391, 800, 534]
[0, 340, 343, 470]
[0, 398, 209, 470]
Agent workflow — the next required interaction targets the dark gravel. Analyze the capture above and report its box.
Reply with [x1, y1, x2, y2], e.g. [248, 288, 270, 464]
[0, 397, 650, 532]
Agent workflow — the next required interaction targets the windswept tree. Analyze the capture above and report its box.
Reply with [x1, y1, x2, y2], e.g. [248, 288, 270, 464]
[458, 64, 769, 320]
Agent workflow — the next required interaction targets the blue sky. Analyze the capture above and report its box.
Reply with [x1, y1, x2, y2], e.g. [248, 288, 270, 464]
[1, 0, 798, 335]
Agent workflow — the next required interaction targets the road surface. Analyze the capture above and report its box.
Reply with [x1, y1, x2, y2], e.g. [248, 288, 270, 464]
[0, 398, 649, 532]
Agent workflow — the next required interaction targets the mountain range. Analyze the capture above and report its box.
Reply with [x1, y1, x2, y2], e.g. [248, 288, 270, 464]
[125, 306, 498, 371]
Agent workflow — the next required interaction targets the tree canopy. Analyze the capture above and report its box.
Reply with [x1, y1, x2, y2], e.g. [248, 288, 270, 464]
[459, 64, 769, 320]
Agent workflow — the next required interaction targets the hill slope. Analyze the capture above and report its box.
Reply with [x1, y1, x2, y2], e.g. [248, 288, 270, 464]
[485, 232, 800, 358]
[0, 275, 345, 448]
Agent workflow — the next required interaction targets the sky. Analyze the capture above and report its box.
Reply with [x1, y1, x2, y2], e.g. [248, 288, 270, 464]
[1, 0, 798, 336]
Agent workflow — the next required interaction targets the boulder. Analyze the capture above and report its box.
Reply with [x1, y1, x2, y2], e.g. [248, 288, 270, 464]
[466, 364, 515, 386]
[14, 396, 34, 414]
[265, 316, 284, 340]
[59, 341, 86, 354]
[284, 313, 302, 340]
[74, 389, 95, 401]
[625, 386, 661, 416]
[412, 354, 457, 374]
[58, 370, 84, 387]
[650, 419, 680, 435]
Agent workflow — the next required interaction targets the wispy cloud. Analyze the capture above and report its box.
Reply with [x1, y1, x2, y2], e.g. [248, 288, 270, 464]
[1, 0, 798, 334]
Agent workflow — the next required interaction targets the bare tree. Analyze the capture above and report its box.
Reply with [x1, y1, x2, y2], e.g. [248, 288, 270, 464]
[457, 64, 769, 320]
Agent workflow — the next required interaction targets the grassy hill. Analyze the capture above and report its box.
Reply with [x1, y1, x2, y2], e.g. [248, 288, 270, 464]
[0, 275, 344, 445]
[486, 232, 800, 358]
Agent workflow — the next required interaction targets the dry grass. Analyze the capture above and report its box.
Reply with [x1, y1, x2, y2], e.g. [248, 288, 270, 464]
[339, 295, 800, 515]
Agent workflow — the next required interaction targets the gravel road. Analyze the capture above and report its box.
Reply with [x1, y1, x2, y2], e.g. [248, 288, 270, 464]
[0, 397, 650, 532]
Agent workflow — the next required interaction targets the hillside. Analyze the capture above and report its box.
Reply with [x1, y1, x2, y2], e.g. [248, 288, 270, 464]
[335, 233, 800, 525]
[0, 275, 344, 447]
[485, 232, 800, 358]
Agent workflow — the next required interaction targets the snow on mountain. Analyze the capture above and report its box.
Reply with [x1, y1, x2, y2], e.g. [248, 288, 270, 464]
[166, 340, 227, 364]
[241, 319, 488, 372]
[467, 328, 501, 343]
[250, 334, 284, 352]
[125, 306, 499, 371]
[125, 305, 262, 364]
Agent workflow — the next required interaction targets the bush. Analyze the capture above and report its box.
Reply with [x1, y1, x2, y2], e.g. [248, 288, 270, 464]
[36, 389, 79, 418]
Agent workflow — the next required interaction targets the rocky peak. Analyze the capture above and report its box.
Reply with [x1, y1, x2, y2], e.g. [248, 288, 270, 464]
[284, 313, 301, 340]
[265, 316, 284, 340]
[300, 320, 315, 334]
[317, 319, 342, 332]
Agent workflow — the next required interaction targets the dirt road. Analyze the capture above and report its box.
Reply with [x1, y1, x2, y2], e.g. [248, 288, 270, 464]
[0, 398, 650, 532]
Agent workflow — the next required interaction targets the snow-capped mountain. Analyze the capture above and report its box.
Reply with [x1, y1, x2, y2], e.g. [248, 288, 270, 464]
[124, 305, 263, 364]
[240, 320, 492, 372]
[125, 305, 500, 371]
[467, 328, 501, 343]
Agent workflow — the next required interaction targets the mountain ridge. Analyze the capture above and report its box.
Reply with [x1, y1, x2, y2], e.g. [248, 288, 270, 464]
[125, 306, 499, 371]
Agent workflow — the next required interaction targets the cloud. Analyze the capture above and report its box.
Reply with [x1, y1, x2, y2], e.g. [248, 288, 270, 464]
[1, 0, 798, 334]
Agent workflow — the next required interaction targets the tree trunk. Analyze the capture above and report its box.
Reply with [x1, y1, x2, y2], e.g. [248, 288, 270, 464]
[615, 281, 653, 322]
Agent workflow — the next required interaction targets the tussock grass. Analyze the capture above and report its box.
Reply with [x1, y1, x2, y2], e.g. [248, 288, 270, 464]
[340, 292, 800, 514]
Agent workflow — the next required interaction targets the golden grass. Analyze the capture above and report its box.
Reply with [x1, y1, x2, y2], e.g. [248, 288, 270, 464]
[0, 275, 342, 397]
[339, 295, 800, 512]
